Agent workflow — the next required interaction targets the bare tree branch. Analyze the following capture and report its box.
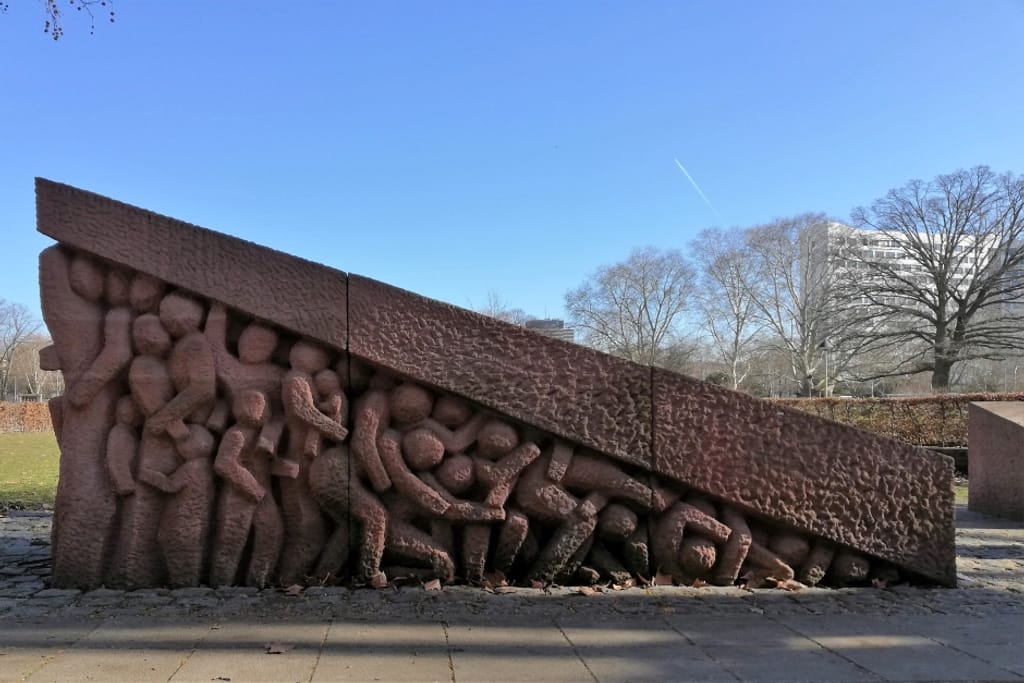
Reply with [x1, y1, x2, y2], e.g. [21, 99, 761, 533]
[565, 247, 697, 371]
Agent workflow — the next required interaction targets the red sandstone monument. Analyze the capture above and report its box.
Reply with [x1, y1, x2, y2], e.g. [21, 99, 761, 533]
[35, 178, 957, 591]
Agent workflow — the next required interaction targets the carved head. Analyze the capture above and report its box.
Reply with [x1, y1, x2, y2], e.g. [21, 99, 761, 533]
[68, 255, 106, 302]
[435, 453, 474, 494]
[159, 292, 205, 339]
[431, 395, 472, 428]
[476, 419, 518, 460]
[105, 270, 131, 307]
[314, 369, 342, 397]
[401, 428, 445, 471]
[114, 396, 142, 428]
[129, 274, 165, 313]
[289, 340, 331, 373]
[389, 383, 433, 424]
[238, 323, 278, 364]
[132, 313, 172, 357]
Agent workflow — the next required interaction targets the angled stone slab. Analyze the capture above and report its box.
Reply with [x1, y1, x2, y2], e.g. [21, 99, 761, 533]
[348, 274, 652, 469]
[35, 178, 347, 346]
[653, 369, 957, 585]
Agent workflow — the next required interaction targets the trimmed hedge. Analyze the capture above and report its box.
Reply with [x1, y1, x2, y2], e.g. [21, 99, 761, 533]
[771, 392, 1024, 447]
[0, 402, 54, 433]
[2, 393, 1020, 445]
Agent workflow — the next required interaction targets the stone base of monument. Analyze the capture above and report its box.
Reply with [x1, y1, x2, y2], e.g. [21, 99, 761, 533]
[968, 401, 1024, 521]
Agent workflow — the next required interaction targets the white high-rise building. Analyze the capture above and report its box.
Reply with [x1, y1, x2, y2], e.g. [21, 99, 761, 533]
[801, 221, 1002, 308]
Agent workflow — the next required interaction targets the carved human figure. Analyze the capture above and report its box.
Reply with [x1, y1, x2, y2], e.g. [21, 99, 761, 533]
[39, 248, 125, 589]
[304, 368, 346, 459]
[110, 314, 179, 588]
[277, 340, 349, 585]
[209, 391, 285, 587]
[651, 502, 731, 583]
[430, 417, 535, 581]
[380, 490, 457, 583]
[310, 443, 388, 586]
[204, 301, 286, 453]
[504, 440, 611, 582]
[140, 424, 216, 588]
[145, 292, 217, 440]
[349, 382, 396, 493]
[588, 503, 640, 582]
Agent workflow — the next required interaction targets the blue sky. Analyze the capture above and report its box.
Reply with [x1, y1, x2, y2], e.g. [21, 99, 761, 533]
[2, 1, 1022, 325]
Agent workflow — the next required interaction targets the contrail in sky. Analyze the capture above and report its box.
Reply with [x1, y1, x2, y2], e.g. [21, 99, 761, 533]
[674, 158, 725, 224]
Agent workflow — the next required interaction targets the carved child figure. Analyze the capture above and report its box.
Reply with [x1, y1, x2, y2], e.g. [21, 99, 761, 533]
[277, 340, 349, 585]
[210, 390, 284, 587]
[140, 424, 217, 588]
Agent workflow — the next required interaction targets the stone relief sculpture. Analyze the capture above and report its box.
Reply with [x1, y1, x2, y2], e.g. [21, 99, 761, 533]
[35, 179, 957, 593]
[40, 245, 913, 590]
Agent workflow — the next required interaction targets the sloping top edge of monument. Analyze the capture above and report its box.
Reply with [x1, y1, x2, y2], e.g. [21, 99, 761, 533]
[35, 178, 348, 346]
[34, 178, 957, 585]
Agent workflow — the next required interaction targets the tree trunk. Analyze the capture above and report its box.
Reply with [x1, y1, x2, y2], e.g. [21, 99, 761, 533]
[931, 359, 953, 392]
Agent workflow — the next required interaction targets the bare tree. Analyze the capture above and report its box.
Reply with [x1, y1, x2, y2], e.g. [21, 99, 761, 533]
[8, 334, 62, 400]
[849, 166, 1024, 390]
[740, 213, 855, 396]
[565, 247, 697, 371]
[473, 290, 534, 325]
[0, 299, 42, 400]
[691, 227, 765, 390]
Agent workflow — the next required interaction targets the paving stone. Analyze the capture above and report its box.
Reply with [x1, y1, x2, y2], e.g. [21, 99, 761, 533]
[33, 588, 81, 599]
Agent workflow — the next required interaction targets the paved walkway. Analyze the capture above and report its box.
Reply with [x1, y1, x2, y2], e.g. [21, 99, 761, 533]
[0, 505, 1021, 682]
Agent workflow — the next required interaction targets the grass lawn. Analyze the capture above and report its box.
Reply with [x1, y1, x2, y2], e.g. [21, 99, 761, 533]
[954, 484, 969, 505]
[0, 431, 60, 507]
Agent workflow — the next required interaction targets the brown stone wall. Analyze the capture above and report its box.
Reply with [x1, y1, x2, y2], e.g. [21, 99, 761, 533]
[968, 402, 1024, 521]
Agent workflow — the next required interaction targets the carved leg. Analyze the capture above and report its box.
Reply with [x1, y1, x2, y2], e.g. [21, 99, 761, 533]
[492, 509, 529, 575]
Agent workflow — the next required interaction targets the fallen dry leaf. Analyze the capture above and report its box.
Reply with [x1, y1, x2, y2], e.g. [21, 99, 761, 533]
[493, 586, 516, 595]
[611, 578, 636, 591]
[871, 578, 890, 589]
[482, 570, 508, 588]
[771, 578, 806, 592]
[264, 642, 291, 655]
[282, 584, 304, 597]
[423, 579, 442, 591]
[576, 586, 601, 596]
[691, 578, 707, 588]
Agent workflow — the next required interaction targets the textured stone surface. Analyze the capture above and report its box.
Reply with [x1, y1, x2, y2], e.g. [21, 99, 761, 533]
[968, 401, 1024, 521]
[652, 369, 957, 585]
[348, 274, 652, 469]
[35, 178, 347, 346]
